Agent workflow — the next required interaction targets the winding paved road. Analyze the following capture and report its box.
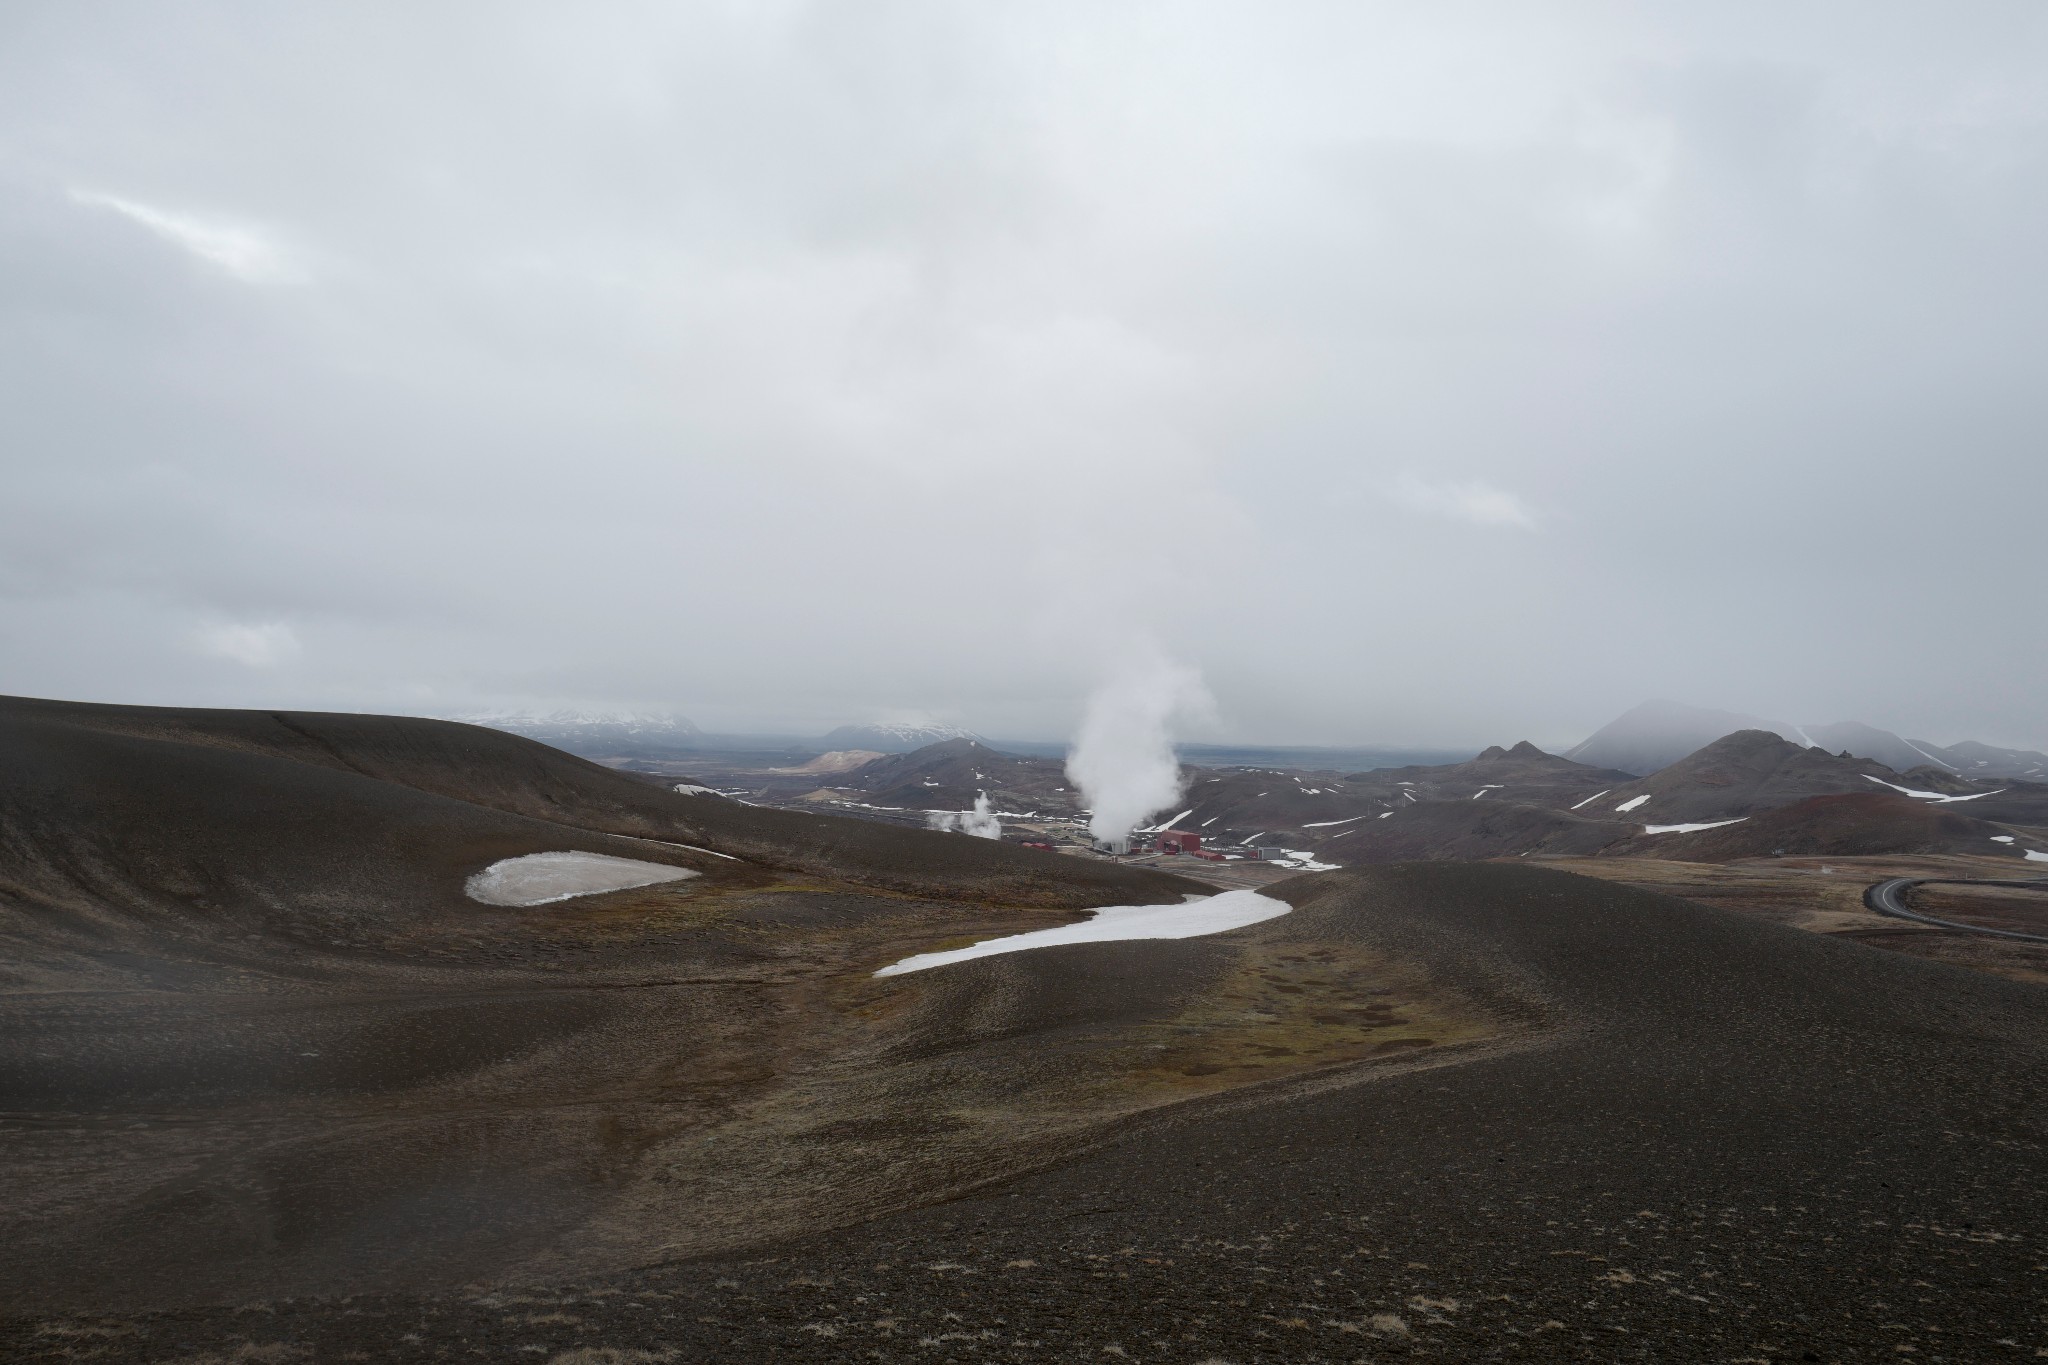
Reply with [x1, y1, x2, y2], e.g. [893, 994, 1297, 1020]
[1864, 874, 2048, 943]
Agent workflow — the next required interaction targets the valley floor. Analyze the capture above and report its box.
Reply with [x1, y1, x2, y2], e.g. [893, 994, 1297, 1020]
[1547, 852, 2048, 985]
[6, 863, 2044, 1364]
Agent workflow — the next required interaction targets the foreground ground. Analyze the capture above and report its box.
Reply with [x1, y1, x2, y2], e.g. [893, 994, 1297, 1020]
[1549, 852, 2048, 985]
[7, 862, 2044, 1364]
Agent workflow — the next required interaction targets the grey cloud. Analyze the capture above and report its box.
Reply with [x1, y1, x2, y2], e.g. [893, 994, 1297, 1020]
[1, 2, 2043, 748]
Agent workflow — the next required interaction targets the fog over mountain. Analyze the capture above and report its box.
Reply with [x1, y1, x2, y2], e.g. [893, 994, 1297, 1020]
[2, 4, 2044, 748]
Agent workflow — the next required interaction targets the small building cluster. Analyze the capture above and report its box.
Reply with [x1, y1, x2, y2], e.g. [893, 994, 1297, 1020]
[1140, 830, 1276, 861]
[1065, 830, 1279, 860]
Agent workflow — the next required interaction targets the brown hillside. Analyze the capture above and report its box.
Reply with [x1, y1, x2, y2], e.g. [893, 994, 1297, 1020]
[1630, 791, 2028, 862]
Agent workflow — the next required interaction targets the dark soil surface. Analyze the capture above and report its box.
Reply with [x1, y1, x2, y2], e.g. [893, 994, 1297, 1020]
[1908, 880, 2048, 937]
[7, 863, 2044, 1363]
[1555, 853, 2048, 988]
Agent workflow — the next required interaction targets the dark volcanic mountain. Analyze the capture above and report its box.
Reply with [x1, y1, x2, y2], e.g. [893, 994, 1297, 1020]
[1565, 699, 1796, 775]
[1317, 798, 1628, 864]
[1594, 729, 1911, 825]
[1943, 738, 2048, 780]
[1617, 791, 2041, 863]
[1166, 742, 1631, 852]
[1798, 720, 1957, 776]
[1249, 733, 2038, 866]
[771, 731, 2044, 869]
[1569, 699, 2048, 780]
[1355, 739, 1637, 806]
[839, 737, 1074, 814]
[0, 695, 1193, 979]
[818, 721, 984, 753]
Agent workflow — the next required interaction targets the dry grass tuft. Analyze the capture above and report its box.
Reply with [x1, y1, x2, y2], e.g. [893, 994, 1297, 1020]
[163, 1345, 307, 1365]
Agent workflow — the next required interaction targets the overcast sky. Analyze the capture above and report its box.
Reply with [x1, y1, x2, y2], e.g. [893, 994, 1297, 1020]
[3, 2, 2044, 749]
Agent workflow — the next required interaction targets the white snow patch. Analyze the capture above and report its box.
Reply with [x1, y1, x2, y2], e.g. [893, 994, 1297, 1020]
[1990, 835, 2015, 844]
[875, 889, 1292, 977]
[1904, 739, 1961, 772]
[1569, 789, 1610, 811]
[605, 832, 741, 861]
[1862, 775, 2006, 803]
[1303, 815, 1366, 828]
[1862, 775, 1946, 799]
[1150, 809, 1196, 833]
[1615, 794, 1651, 813]
[672, 783, 718, 796]
[2027, 849, 2048, 863]
[1472, 785, 1503, 800]
[467, 852, 700, 906]
[1272, 850, 1340, 871]
[1642, 818, 1748, 835]
[1378, 811, 1394, 819]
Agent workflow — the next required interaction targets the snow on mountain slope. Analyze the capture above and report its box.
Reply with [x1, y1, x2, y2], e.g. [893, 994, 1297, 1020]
[819, 722, 986, 753]
[459, 708, 702, 737]
[1569, 701, 2048, 780]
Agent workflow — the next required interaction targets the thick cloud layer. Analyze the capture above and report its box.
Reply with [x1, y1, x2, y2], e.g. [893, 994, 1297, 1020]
[2, 3, 2043, 747]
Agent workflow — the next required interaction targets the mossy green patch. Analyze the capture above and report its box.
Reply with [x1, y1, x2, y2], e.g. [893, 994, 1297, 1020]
[1113, 944, 1496, 1102]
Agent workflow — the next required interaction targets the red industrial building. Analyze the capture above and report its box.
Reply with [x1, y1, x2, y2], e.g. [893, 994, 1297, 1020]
[1157, 830, 1201, 854]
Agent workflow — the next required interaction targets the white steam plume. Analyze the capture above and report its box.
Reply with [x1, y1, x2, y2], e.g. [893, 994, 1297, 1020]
[928, 793, 1002, 839]
[1066, 646, 1214, 846]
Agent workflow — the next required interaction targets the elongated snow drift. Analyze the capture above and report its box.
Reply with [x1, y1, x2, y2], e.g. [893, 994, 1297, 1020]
[876, 888, 1291, 977]
[466, 851, 701, 906]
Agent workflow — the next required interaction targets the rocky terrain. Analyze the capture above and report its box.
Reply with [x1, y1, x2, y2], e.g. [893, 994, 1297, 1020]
[4, 856, 2041, 1362]
[818, 721, 986, 753]
[5, 693, 2045, 1363]
[649, 725, 2048, 872]
[1153, 731, 2046, 868]
[827, 737, 1073, 814]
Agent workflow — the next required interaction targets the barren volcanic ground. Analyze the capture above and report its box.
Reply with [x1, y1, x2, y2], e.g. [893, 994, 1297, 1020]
[1554, 853, 2048, 985]
[2, 699, 2046, 1362]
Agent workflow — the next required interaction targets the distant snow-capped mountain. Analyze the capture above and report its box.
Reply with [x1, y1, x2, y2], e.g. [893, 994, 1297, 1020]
[819, 722, 984, 753]
[456, 709, 703, 751]
[461, 708, 700, 731]
[1568, 700, 2048, 779]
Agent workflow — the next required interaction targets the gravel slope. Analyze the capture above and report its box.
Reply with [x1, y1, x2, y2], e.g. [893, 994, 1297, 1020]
[8, 862, 2042, 1363]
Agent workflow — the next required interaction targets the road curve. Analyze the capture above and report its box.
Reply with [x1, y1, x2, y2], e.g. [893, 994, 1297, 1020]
[1864, 875, 2048, 943]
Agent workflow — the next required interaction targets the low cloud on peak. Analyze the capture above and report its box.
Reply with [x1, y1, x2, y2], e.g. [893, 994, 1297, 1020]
[1, 4, 2043, 749]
